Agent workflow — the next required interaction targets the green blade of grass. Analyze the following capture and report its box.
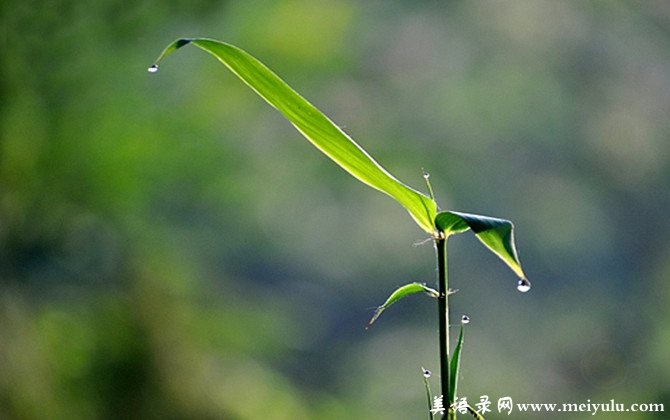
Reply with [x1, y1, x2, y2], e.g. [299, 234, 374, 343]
[434, 211, 528, 282]
[466, 405, 485, 419]
[366, 282, 439, 328]
[448, 323, 465, 405]
[421, 368, 434, 420]
[150, 38, 437, 233]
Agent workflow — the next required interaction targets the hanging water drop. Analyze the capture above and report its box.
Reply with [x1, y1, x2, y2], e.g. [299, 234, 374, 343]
[147, 64, 159, 73]
[461, 315, 470, 324]
[517, 278, 531, 293]
[422, 367, 432, 378]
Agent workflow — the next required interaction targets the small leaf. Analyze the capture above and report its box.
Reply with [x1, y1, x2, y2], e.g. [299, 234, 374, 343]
[151, 38, 437, 233]
[435, 211, 528, 281]
[448, 323, 465, 405]
[366, 282, 439, 328]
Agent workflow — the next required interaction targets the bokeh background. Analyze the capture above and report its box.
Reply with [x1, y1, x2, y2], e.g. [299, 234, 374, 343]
[2, 0, 669, 419]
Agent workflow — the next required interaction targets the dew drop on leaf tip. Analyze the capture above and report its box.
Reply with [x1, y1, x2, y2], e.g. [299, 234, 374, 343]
[422, 368, 432, 378]
[461, 315, 470, 324]
[517, 278, 531, 293]
[147, 64, 159, 73]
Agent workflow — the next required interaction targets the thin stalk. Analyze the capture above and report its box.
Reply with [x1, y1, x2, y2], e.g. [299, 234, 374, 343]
[422, 368, 434, 420]
[435, 236, 453, 420]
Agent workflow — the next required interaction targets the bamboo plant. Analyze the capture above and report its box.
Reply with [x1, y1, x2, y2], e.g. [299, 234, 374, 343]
[150, 38, 531, 419]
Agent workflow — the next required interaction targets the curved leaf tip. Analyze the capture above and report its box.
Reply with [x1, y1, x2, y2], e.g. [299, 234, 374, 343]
[150, 38, 194, 69]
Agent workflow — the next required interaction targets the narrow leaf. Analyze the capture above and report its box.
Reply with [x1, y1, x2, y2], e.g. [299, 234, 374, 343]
[151, 38, 437, 233]
[448, 323, 465, 405]
[366, 282, 439, 328]
[421, 368, 434, 420]
[466, 405, 486, 420]
[434, 211, 528, 281]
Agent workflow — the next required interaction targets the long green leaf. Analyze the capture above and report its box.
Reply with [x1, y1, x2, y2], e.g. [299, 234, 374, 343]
[366, 282, 439, 328]
[150, 38, 437, 233]
[448, 323, 465, 405]
[434, 211, 529, 284]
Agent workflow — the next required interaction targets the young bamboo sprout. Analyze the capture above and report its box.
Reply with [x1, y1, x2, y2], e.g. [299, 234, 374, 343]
[151, 38, 532, 419]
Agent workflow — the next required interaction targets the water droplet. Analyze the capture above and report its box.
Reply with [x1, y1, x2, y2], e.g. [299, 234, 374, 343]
[147, 64, 159, 73]
[461, 315, 470, 324]
[423, 171, 430, 180]
[422, 368, 432, 378]
[517, 278, 531, 293]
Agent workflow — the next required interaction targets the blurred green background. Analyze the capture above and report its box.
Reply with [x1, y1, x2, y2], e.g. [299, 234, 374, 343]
[2, 0, 669, 419]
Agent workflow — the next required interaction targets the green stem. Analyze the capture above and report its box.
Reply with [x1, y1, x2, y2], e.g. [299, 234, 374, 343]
[435, 236, 453, 420]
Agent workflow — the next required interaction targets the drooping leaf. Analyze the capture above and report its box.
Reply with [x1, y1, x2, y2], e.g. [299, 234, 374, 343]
[366, 282, 439, 328]
[150, 38, 437, 233]
[434, 211, 528, 282]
